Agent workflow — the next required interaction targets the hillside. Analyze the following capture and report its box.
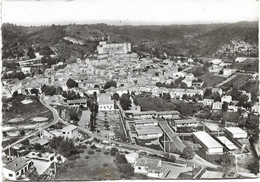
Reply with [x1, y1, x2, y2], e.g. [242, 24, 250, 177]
[2, 22, 258, 60]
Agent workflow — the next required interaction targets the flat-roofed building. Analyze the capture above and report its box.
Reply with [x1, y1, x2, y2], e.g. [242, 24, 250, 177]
[134, 157, 163, 178]
[217, 136, 238, 151]
[193, 131, 223, 155]
[61, 125, 78, 139]
[134, 119, 158, 127]
[97, 41, 131, 55]
[225, 127, 247, 139]
[173, 119, 199, 128]
[136, 126, 163, 139]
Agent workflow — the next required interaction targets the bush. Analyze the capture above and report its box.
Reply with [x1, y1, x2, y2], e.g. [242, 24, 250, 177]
[88, 150, 95, 155]
[96, 149, 101, 152]
[67, 155, 80, 161]
[103, 163, 109, 167]
[103, 151, 109, 155]
[110, 148, 118, 156]
[85, 155, 89, 159]
[78, 149, 84, 153]
[90, 145, 97, 149]
[80, 145, 87, 149]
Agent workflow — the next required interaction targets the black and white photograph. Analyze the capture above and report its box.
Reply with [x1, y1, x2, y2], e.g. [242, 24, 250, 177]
[1, 0, 259, 181]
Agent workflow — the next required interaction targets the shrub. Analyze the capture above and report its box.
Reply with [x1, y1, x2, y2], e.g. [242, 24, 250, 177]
[85, 155, 89, 159]
[80, 145, 87, 149]
[67, 155, 80, 161]
[96, 149, 101, 152]
[88, 151, 95, 155]
[103, 163, 109, 167]
[103, 151, 109, 155]
[90, 145, 97, 149]
[78, 149, 84, 153]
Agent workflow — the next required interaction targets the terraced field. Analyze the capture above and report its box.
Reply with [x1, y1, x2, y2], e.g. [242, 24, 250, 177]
[221, 74, 252, 89]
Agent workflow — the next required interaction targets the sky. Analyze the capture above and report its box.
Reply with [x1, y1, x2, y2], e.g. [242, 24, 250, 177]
[1, 0, 259, 26]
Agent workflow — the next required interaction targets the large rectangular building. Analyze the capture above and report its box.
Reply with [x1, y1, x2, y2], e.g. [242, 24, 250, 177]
[225, 127, 248, 139]
[193, 131, 223, 155]
[97, 41, 131, 55]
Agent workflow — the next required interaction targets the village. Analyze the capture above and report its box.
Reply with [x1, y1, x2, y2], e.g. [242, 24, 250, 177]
[2, 38, 260, 180]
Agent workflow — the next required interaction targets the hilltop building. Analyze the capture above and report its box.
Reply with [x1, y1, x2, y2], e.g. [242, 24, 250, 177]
[97, 41, 131, 55]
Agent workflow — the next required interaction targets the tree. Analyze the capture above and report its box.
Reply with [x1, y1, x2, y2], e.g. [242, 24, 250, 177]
[94, 84, 99, 88]
[3, 131, 7, 137]
[204, 88, 212, 99]
[27, 47, 36, 59]
[62, 91, 68, 98]
[30, 88, 39, 96]
[182, 94, 188, 100]
[222, 102, 229, 112]
[56, 87, 63, 95]
[180, 146, 194, 160]
[69, 109, 79, 122]
[20, 130, 25, 136]
[219, 70, 224, 75]
[66, 78, 78, 88]
[104, 80, 117, 89]
[163, 93, 171, 101]
[180, 82, 188, 88]
[112, 93, 120, 101]
[120, 94, 132, 110]
[12, 90, 18, 98]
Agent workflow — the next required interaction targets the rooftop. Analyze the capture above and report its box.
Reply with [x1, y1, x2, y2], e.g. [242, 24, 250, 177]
[136, 126, 163, 135]
[61, 125, 78, 132]
[4, 157, 29, 172]
[225, 127, 247, 134]
[193, 131, 223, 149]
[135, 157, 162, 171]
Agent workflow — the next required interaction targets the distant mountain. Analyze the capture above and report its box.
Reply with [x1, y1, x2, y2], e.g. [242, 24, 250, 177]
[2, 21, 258, 60]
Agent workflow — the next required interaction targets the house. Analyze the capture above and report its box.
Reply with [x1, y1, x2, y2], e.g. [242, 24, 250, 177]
[86, 88, 100, 95]
[21, 67, 32, 74]
[67, 98, 88, 107]
[193, 131, 223, 155]
[212, 88, 223, 95]
[225, 127, 247, 139]
[252, 102, 259, 114]
[2, 157, 34, 180]
[134, 157, 163, 178]
[221, 95, 232, 103]
[235, 57, 248, 63]
[192, 80, 204, 88]
[210, 59, 222, 65]
[125, 153, 139, 164]
[216, 136, 238, 151]
[61, 125, 79, 139]
[223, 69, 237, 76]
[212, 102, 222, 110]
[228, 105, 238, 112]
[202, 99, 214, 106]
[97, 93, 115, 111]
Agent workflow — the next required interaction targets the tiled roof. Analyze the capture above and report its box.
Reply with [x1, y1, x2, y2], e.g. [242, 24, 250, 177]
[4, 157, 29, 172]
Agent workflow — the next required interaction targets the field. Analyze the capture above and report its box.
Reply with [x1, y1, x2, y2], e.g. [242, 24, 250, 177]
[2, 95, 53, 125]
[221, 74, 252, 89]
[239, 80, 259, 95]
[134, 95, 175, 111]
[198, 72, 225, 87]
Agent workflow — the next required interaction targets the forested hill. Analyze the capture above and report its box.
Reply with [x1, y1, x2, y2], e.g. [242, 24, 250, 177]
[2, 21, 258, 60]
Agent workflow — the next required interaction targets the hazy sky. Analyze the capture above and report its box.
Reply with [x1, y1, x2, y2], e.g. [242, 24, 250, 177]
[2, 0, 259, 26]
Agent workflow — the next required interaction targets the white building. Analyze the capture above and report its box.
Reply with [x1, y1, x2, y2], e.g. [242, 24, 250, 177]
[202, 99, 214, 106]
[223, 69, 237, 76]
[3, 157, 34, 181]
[135, 126, 163, 139]
[134, 157, 163, 178]
[221, 95, 232, 103]
[21, 67, 32, 74]
[61, 125, 79, 139]
[193, 131, 223, 155]
[212, 102, 222, 110]
[97, 93, 115, 111]
[225, 127, 248, 139]
[97, 41, 131, 55]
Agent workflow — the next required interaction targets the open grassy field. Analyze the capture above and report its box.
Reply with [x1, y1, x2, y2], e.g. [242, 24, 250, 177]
[221, 74, 252, 89]
[55, 147, 122, 180]
[198, 72, 226, 87]
[134, 95, 175, 111]
[2, 95, 53, 125]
